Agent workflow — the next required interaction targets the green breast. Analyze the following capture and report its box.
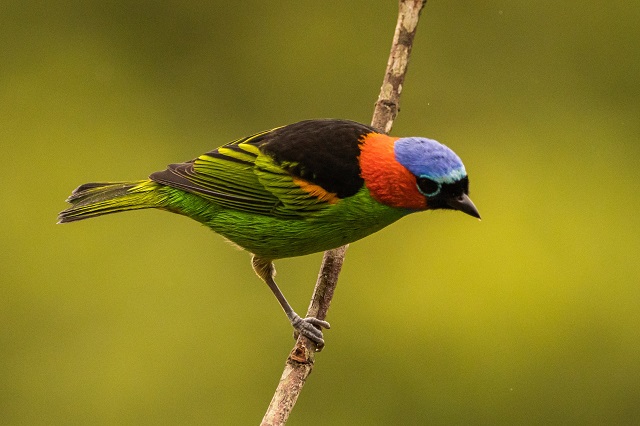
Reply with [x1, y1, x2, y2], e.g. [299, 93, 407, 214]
[201, 187, 409, 259]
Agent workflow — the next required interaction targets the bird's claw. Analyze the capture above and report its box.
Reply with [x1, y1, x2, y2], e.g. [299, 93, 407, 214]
[290, 314, 331, 349]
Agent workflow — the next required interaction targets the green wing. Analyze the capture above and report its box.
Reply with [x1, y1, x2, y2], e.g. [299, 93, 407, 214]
[149, 129, 338, 219]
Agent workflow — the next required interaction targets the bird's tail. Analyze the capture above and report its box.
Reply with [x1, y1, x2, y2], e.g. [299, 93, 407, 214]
[58, 180, 164, 223]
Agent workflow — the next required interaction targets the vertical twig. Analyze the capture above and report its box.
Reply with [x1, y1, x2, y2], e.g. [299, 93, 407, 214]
[261, 1, 427, 424]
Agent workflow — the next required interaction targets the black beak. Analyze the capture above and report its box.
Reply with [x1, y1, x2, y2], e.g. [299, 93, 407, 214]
[446, 194, 481, 219]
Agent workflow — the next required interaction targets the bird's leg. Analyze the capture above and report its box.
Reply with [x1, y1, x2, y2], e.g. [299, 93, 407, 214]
[251, 255, 330, 348]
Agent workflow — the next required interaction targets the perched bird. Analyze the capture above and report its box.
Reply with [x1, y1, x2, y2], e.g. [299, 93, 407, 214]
[58, 119, 479, 347]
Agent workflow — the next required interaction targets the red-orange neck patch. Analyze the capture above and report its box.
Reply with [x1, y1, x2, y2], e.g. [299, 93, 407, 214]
[359, 133, 427, 210]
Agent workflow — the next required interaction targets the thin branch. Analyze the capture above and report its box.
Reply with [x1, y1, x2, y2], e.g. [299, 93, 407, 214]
[261, 1, 427, 424]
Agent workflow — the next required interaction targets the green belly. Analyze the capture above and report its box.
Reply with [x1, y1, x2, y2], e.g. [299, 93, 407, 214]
[202, 188, 409, 259]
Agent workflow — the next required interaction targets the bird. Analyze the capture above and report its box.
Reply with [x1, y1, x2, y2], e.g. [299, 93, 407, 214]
[58, 118, 480, 347]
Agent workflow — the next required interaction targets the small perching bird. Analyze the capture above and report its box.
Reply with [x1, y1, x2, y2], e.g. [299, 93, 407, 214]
[59, 119, 480, 347]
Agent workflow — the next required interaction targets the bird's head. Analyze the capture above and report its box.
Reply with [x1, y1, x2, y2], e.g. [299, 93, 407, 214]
[359, 133, 480, 218]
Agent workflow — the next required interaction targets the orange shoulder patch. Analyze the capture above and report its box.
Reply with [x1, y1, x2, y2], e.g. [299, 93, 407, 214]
[293, 178, 340, 204]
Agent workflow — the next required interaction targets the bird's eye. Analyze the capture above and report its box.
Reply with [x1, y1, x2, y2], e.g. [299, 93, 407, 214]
[416, 177, 441, 197]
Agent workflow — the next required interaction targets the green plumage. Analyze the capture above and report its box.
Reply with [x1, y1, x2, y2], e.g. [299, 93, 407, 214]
[204, 187, 405, 258]
[58, 120, 407, 259]
[59, 119, 478, 346]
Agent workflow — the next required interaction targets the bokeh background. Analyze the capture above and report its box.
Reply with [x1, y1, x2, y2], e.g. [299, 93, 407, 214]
[2, 1, 639, 424]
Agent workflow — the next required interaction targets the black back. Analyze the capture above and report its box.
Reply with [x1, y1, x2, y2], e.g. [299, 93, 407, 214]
[252, 119, 377, 198]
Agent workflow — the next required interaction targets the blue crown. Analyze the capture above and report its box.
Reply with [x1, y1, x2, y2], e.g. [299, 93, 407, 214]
[393, 137, 466, 183]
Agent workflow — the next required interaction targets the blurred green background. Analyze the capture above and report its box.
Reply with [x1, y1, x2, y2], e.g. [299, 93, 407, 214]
[2, 1, 639, 424]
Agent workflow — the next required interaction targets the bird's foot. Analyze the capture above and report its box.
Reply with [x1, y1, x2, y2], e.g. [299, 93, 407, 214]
[290, 313, 331, 350]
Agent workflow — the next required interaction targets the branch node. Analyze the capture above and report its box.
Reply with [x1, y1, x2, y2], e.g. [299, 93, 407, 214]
[289, 341, 314, 364]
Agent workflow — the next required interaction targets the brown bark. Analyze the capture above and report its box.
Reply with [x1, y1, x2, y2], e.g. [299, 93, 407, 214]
[261, 1, 428, 424]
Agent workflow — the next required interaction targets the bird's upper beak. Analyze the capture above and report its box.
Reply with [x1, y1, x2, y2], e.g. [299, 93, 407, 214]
[446, 194, 481, 219]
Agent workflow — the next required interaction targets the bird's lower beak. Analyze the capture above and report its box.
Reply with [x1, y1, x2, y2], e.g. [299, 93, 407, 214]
[446, 194, 481, 219]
